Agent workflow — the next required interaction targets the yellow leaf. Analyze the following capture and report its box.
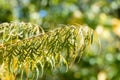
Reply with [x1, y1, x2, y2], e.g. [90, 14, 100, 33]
[13, 57, 18, 72]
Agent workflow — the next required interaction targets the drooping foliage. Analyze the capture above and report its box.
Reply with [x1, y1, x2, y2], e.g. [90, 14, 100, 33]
[0, 22, 94, 79]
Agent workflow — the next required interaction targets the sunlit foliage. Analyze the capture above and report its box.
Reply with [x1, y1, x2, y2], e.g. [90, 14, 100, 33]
[0, 22, 94, 80]
[0, 0, 120, 80]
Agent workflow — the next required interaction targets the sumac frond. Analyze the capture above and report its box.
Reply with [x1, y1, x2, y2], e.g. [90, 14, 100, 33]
[0, 22, 94, 80]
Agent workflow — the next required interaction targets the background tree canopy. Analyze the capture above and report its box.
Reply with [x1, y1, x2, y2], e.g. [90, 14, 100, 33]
[0, 0, 120, 80]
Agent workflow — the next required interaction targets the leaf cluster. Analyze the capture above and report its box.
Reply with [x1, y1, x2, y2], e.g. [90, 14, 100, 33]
[0, 22, 94, 80]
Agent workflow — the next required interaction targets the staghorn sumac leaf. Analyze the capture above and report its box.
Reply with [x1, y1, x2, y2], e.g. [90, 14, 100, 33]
[0, 22, 95, 80]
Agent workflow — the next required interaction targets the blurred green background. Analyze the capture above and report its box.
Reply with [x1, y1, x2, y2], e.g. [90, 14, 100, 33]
[0, 0, 120, 80]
